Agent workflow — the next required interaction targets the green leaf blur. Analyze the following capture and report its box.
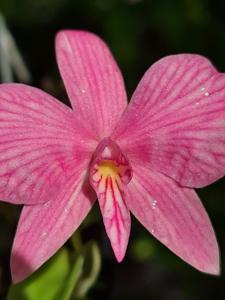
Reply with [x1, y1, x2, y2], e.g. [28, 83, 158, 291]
[7, 248, 83, 300]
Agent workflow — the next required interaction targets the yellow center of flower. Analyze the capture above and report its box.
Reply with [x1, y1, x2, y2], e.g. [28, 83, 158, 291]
[97, 160, 120, 180]
[89, 138, 132, 194]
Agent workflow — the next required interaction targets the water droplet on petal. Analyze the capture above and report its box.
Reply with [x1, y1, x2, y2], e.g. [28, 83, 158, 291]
[151, 199, 157, 209]
[204, 92, 209, 96]
[200, 87, 205, 92]
[81, 89, 86, 94]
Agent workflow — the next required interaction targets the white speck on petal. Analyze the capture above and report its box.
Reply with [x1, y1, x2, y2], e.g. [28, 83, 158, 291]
[204, 92, 209, 96]
[200, 87, 205, 92]
[151, 199, 157, 209]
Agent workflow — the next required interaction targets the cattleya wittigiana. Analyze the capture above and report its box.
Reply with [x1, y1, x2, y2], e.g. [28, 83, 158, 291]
[0, 30, 224, 282]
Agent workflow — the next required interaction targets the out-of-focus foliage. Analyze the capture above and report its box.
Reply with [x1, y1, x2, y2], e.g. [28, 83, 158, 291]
[7, 241, 101, 300]
[75, 241, 101, 298]
[0, 0, 225, 299]
[7, 248, 83, 300]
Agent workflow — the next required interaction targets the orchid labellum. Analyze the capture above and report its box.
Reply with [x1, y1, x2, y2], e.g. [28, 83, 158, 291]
[0, 30, 224, 282]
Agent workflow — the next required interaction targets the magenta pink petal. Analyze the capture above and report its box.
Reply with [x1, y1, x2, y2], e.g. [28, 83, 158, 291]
[113, 54, 225, 188]
[126, 165, 220, 275]
[0, 83, 96, 204]
[56, 30, 127, 139]
[11, 170, 96, 283]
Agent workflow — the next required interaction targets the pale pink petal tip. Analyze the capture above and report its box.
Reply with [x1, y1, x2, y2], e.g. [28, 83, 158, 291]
[10, 172, 96, 283]
[114, 244, 127, 263]
[203, 256, 220, 276]
[113, 54, 225, 188]
[56, 30, 127, 138]
[11, 253, 31, 283]
[126, 166, 220, 275]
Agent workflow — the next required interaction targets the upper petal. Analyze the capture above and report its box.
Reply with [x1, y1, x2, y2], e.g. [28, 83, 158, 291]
[56, 30, 127, 139]
[113, 54, 225, 187]
[11, 170, 96, 283]
[126, 166, 219, 275]
[0, 83, 96, 204]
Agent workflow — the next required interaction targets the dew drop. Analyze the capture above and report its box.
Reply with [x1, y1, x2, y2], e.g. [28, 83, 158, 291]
[200, 87, 205, 92]
[151, 199, 157, 209]
[81, 89, 86, 94]
[204, 92, 209, 96]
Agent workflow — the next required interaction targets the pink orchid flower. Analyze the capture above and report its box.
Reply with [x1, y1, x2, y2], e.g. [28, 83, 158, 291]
[0, 30, 224, 283]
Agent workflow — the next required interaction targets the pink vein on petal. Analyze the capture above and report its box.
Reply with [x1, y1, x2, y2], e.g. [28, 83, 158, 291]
[126, 165, 220, 275]
[11, 170, 96, 283]
[0, 84, 96, 205]
[56, 30, 127, 139]
[113, 54, 225, 187]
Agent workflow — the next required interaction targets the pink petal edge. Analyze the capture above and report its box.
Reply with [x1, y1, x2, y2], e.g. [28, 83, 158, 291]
[126, 165, 220, 275]
[56, 30, 127, 139]
[113, 54, 225, 188]
[0, 83, 96, 205]
[11, 171, 96, 283]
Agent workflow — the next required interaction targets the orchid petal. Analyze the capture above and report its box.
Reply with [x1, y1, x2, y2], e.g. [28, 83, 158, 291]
[127, 166, 220, 275]
[97, 178, 131, 262]
[56, 30, 127, 139]
[11, 170, 96, 283]
[89, 138, 132, 261]
[0, 83, 96, 204]
[113, 54, 225, 187]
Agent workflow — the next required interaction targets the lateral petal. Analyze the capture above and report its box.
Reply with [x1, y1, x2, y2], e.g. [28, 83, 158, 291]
[11, 171, 96, 283]
[0, 83, 96, 204]
[113, 54, 225, 187]
[127, 166, 220, 275]
[56, 30, 127, 139]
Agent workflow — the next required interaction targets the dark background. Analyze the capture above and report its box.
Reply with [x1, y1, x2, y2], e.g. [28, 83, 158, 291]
[0, 0, 225, 299]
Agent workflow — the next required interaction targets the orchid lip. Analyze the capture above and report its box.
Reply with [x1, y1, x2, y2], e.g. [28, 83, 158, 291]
[89, 137, 132, 261]
[89, 137, 132, 190]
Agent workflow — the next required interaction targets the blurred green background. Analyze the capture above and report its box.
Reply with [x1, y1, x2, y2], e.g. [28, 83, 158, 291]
[0, 0, 225, 299]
